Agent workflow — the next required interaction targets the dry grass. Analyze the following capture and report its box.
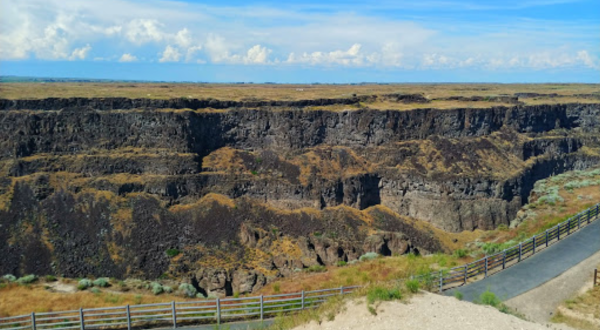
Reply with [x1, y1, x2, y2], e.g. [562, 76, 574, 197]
[1, 83, 598, 105]
[552, 279, 600, 330]
[0, 282, 187, 317]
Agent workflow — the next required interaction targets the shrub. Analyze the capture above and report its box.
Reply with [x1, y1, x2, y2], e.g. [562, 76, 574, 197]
[2, 274, 17, 282]
[367, 286, 402, 304]
[477, 289, 501, 307]
[17, 275, 37, 285]
[166, 249, 181, 257]
[336, 261, 347, 267]
[405, 280, 420, 293]
[90, 287, 101, 294]
[454, 291, 464, 300]
[78, 279, 92, 290]
[45, 275, 57, 282]
[453, 249, 467, 258]
[93, 278, 110, 287]
[273, 283, 281, 293]
[304, 265, 326, 273]
[163, 286, 173, 293]
[178, 283, 197, 298]
[359, 252, 379, 262]
[151, 282, 163, 295]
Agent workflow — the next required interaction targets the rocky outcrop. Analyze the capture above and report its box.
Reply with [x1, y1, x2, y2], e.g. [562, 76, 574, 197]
[1, 98, 599, 294]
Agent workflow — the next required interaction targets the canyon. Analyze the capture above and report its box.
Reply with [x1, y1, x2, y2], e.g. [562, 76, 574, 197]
[1, 90, 599, 297]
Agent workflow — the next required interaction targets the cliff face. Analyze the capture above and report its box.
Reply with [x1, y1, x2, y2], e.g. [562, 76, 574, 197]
[1, 98, 599, 296]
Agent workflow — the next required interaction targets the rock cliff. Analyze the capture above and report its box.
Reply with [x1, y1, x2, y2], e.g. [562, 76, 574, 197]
[0, 97, 598, 296]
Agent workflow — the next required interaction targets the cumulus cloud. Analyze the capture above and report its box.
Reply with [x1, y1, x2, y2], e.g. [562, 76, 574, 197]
[159, 45, 181, 62]
[126, 19, 164, 44]
[0, 0, 598, 73]
[119, 53, 137, 62]
[244, 45, 271, 64]
[69, 44, 91, 60]
[287, 44, 365, 66]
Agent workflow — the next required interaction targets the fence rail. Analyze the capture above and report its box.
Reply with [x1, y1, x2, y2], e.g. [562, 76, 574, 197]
[413, 202, 600, 292]
[0, 286, 358, 330]
[2, 203, 599, 330]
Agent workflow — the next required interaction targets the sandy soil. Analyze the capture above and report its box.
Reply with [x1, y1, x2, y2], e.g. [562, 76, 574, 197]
[294, 292, 574, 330]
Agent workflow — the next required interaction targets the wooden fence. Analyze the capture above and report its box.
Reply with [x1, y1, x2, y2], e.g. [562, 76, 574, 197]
[594, 269, 599, 287]
[0, 286, 358, 330]
[1, 203, 599, 330]
[413, 203, 600, 292]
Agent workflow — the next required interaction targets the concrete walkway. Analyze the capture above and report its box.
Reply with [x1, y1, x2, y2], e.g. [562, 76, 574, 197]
[445, 218, 600, 302]
[505, 249, 600, 323]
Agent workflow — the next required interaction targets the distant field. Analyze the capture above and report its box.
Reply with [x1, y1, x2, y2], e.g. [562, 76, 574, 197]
[0, 82, 598, 101]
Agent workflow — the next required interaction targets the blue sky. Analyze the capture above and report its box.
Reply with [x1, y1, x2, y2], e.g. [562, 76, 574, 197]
[1, 0, 598, 83]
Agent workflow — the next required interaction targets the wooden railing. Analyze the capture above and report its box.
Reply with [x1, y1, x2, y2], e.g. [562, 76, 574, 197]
[413, 203, 600, 292]
[2, 203, 599, 330]
[594, 269, 599, 287]
[0, 286, 358, 330]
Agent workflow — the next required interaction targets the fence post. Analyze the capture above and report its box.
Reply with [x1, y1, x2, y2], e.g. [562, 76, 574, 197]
[31, 312, 36, 330]
[171, 301, 177, 328]
[545, 230, 549, 247]
[595, 269, 598, 287]
[518, 243, 522, 262]
[484, 257, 488, 278]
[578, 214, 581, 229]
[439, 271, 443, 293]
[532, 236, 536, 255]
[216, 297, 221, 325]
[567, 219, 571, 235]
[260, 295, 264, 320]
[558, 224, 561, 241]
[502, 250, 506, 269]
[340, 286, 344, 295]
[79, 308, 84, 330]
[126, 305, 131, 330]
[301, 291, 305, 310]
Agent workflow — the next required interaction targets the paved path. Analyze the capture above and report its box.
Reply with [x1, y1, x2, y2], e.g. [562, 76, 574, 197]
[505, 249, 600, 323]
[445, 217, 600, 302]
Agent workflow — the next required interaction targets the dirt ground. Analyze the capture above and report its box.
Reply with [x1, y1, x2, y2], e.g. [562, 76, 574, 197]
[293, 293, 574, 330]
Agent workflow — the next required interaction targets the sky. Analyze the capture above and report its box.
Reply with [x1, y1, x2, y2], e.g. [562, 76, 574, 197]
[0, 0, 599, 83]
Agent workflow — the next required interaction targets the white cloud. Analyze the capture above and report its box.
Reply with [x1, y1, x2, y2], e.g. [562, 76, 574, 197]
[126, 19, 164, 44]
[69, 44, 91, 60]
[159, 45, 181, 62]
[119, 53, 137, 62]
[244, 45, 271, 64]
[0, 0, 597, 73]
[287, 44, 365, 66]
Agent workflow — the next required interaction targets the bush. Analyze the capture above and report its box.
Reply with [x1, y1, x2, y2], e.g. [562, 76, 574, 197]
[454, 291, 464, 300]
[477, 289, 501, 307]
[405, 280, 420, 293]
[336, 261, 347, 267]
[151, 282, 163, 295]
[78, 279, 92, 290]
[359, 252, 379, 262]
[2, 274, 17, 282]
[90, 287, 101, 294]
[93, 278, 110, 287]
[304, 265, 326, 273]
[163, 286, 173, 293]
[178, 283, 197, 298]
[367, 286, 402, 304]
[45, 275, 57, 282]
[453, 249, 467, 258]
[166, 249, 181, 257]
[17, 275, 37, 285]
